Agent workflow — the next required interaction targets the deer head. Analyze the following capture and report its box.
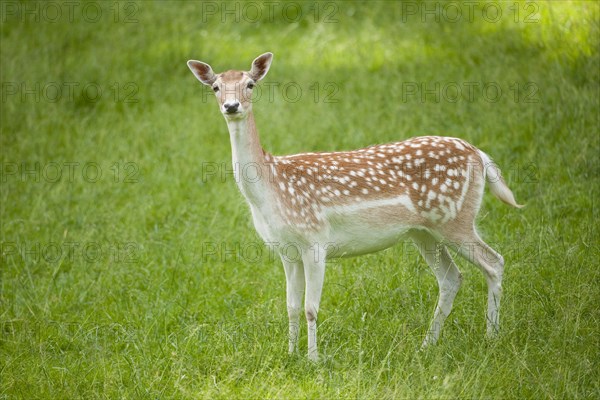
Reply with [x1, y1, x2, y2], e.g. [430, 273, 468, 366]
[187, 52, 273, 120]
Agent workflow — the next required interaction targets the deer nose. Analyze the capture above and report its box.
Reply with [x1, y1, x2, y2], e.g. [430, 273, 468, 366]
[224, 101, 240, 113]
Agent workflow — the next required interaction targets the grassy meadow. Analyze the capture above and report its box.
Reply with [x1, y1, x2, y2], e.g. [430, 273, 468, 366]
[1, 1, 599, 398]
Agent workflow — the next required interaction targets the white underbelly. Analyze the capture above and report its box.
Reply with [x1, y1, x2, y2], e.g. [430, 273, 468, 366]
[325, 223, 411, 258]
[321, 202, 415, 258]
[248, 195, 419, 259]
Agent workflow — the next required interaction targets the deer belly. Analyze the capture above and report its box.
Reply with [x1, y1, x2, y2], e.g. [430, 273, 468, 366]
[318, 201, 418, 258]
[324, 220, 412, 258]
[249, 199, 418, 256]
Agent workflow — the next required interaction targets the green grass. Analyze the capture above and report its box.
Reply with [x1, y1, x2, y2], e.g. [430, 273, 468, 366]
[1, 1, 599, 398]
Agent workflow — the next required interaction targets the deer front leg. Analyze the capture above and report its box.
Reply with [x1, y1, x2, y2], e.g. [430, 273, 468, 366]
[281, 256, 305, 354]
[302, 246, 326, 361]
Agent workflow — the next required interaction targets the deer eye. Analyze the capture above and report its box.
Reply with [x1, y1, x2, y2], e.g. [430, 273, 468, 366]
[212, 85, 219, 92]
[247, 81, 255, 89]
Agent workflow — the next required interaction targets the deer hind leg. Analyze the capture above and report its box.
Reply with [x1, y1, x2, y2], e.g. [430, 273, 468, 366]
[411, 230, 463, 348]
[446, 227, 504, 337]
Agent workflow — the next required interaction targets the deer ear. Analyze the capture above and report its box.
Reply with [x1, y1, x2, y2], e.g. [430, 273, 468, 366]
[187, 60, 217, 86]
[249, 52, 273, 81]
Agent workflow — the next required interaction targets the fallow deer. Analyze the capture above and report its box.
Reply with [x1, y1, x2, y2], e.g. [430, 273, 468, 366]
[187, 53, 522, 361]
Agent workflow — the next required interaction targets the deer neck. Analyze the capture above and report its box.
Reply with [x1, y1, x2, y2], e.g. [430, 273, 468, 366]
[225, 112, 272, 205]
